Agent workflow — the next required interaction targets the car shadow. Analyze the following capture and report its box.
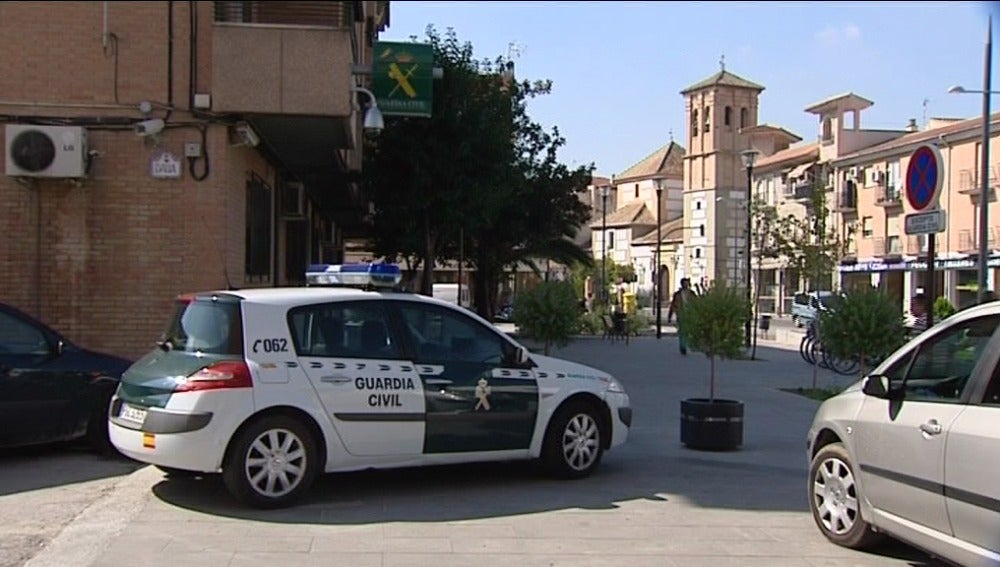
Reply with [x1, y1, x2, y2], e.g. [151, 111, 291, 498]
[0, 441, 143, 496]
[148, 336, 941, 565]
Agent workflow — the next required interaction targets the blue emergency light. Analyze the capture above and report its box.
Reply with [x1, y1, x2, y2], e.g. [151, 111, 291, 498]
[305, 262, 403, 288]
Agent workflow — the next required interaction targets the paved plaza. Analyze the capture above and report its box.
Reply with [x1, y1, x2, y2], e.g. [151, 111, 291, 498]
[21, 331, 942, 567]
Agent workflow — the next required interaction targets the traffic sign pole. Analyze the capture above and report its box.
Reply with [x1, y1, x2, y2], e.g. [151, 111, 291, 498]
[905, 143, 946, 326]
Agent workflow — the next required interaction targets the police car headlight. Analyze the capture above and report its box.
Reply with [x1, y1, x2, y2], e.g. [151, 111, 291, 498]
[607, 377, 626, 394]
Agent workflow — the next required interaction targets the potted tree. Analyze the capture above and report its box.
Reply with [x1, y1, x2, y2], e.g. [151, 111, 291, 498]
[819, 286, 908, 378]
[679, 282, 748, 451]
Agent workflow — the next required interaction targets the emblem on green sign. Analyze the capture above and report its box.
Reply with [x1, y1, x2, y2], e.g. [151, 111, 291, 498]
[373, 42, 434, 118]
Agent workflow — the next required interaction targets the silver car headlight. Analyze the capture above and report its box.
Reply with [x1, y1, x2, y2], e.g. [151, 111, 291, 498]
[607, 377, 626, 394]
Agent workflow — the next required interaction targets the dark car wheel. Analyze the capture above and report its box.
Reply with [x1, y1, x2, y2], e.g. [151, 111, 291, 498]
[809, 442, 884, 549]
[541, 401, 604, 479]
[222, 415, 319, 509]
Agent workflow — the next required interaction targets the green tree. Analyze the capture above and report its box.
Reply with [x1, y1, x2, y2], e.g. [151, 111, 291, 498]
[513, 280, 580, 355]
[682, 283, 749, 402]
[365, 26, 592, 319]
[819, 286, 908, 377]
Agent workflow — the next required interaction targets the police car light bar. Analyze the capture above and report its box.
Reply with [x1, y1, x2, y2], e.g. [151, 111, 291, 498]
[305, 262, 403, 288]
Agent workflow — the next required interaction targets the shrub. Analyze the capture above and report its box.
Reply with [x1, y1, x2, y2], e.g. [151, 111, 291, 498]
[933, 296, 956, 321]
[682, 283, 748, 402]
[513, 280, 579, 355]
[819, 286, 908, 377]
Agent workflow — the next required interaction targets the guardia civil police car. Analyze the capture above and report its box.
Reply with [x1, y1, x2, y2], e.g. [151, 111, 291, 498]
[109, 263, 631, 508]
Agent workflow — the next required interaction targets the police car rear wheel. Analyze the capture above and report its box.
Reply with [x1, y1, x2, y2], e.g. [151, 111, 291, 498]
[223, 416, 318, 509]
[542, 401, 604, 479]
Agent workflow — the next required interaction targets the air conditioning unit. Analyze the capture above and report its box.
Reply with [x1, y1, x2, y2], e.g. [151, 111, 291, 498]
[5, 125, 88, 178]
[848, 166, 860, 179]
[280, 181, 306, 218]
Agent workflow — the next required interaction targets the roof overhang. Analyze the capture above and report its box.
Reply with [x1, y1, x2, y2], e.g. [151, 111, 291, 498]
[805, 92, 874, 115]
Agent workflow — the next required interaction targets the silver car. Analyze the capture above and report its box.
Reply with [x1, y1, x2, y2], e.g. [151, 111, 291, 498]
[806, 302, 1000, 567]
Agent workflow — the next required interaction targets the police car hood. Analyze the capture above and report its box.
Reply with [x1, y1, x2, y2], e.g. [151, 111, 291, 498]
[529, 354, 614, 384]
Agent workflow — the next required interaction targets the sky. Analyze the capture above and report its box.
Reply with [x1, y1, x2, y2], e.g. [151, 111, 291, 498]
[386, 1, 1000, 177]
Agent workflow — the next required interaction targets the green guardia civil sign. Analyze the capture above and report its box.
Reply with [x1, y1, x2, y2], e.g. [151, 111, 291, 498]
[373, 41, 434, 117]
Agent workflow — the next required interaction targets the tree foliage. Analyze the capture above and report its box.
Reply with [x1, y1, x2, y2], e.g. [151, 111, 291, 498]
[682, 283, 749, 402]
[364, 26, 593, 319]
[751, 168, 842, 293]
[513, 280, 580, 355]
[819, 286, 908, 377]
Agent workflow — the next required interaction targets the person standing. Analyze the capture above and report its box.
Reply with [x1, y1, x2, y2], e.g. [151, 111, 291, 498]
[909, 293, 929, 336]
[667, 278, 696, 355]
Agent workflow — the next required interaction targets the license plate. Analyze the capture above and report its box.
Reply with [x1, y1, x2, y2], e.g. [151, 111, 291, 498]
[119, 403, 147, 424]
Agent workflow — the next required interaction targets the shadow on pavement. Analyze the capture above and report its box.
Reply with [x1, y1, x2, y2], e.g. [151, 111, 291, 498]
[148, 335, 939, 565]
[0, 441, 142, 497]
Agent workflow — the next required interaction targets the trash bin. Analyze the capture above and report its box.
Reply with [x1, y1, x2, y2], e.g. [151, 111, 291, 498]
[759, 315, 771, 337]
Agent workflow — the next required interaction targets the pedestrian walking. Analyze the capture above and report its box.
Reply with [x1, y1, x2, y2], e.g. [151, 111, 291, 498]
[667, 278, 696, 355]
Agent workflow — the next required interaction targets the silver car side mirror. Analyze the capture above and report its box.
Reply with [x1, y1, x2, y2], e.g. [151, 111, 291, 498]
[862, 374, 891, 398]
[516, 346, 531, 366]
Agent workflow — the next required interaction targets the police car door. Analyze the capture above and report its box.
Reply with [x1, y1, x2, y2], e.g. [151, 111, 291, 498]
[393, 300, 538, 454]
[288, 300, 424, 457]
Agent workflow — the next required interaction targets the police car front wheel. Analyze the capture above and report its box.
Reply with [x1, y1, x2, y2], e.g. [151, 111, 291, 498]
[222, 415, 319, 509]
[542, 401, 604, 479]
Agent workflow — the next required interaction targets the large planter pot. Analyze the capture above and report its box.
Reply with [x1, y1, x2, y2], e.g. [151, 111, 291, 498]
[680, 398, 744, 451]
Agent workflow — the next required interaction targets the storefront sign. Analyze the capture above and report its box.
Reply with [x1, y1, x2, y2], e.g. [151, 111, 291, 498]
[838, 255, 1000, 273]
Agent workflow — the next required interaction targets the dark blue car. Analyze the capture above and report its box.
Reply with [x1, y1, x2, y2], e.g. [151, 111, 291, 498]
[0, 302, 132, 452]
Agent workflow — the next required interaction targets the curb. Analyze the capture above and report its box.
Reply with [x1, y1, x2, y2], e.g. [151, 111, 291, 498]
[24, 463, 159, 567]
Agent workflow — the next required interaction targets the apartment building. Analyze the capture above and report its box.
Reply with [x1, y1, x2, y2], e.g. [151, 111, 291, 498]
[831, 112, 1000, 311]
[589, 142, 684, 301]
[0, 1, 390, 359]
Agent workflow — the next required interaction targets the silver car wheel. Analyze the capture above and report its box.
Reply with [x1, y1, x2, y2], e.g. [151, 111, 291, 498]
[813, 455, 860, 536]
[243, 428, 307, 499]
[562, 413, 600, 471]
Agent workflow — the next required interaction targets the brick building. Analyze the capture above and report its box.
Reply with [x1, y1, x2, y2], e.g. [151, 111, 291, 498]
[0, 1, 390, 359]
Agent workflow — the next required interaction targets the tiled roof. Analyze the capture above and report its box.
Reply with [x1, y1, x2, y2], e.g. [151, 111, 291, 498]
[835, 111, 1000, 163]
[589, 201, 656, 229]
[741, 123, 803, 143]
[804, 92, 874, 114]
[631, 215, 685, 245]
[617, 142, 685, 181]
[681, 70, 765, 95]
[755, 142, 820, 170]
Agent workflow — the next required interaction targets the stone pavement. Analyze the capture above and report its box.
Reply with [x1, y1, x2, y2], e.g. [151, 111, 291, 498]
[25, 335, 942, 567]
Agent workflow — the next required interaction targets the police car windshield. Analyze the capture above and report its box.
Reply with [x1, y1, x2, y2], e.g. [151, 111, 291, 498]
[159, 296, 243, 355]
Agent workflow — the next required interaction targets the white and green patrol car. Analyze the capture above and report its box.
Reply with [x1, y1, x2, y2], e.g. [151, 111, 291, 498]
[109, 263, 632, 508]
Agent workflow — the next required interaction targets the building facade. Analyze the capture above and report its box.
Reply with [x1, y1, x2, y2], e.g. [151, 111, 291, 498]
[589, 142, 684, 303]
[0, 1, 390, 359]
[831, 112, 1000, 312]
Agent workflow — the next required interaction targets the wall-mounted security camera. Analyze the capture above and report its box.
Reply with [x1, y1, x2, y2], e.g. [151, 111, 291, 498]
[135, 118, 165, 137]
[234, 122, 260, 147]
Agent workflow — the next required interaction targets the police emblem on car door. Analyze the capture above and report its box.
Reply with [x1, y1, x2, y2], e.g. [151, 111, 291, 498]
[394, 301, 538, 454]
[288, 301, 424, 457]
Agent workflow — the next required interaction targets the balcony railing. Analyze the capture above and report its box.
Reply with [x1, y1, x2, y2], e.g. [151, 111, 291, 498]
[907, 235, 928, 256]
[960, 227, 999, 251]
[791, 181, 814, 201]
[874, 236, 903, 257]
[876, 185, 902, 208]
[214, 1, 353, 28]
[833, 186, 857, 211]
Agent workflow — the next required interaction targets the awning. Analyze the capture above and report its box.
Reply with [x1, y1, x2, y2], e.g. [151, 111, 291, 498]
[787, 161, 816, 179]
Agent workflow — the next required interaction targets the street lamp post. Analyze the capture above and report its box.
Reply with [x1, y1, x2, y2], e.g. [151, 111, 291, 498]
[600, 180, 612, 306]
[948, 18, 993, 304]
[741, 149, 760, 352]
[653, 177, 665, 338]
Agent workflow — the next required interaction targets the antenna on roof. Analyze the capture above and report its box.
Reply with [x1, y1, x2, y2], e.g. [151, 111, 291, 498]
[719, 53, 725, 72]
[669, 128, 674, 143]
[922, 98, 930, 128]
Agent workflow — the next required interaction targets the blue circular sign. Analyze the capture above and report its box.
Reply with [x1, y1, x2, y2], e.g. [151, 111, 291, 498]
[905, 144, 943, 212]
